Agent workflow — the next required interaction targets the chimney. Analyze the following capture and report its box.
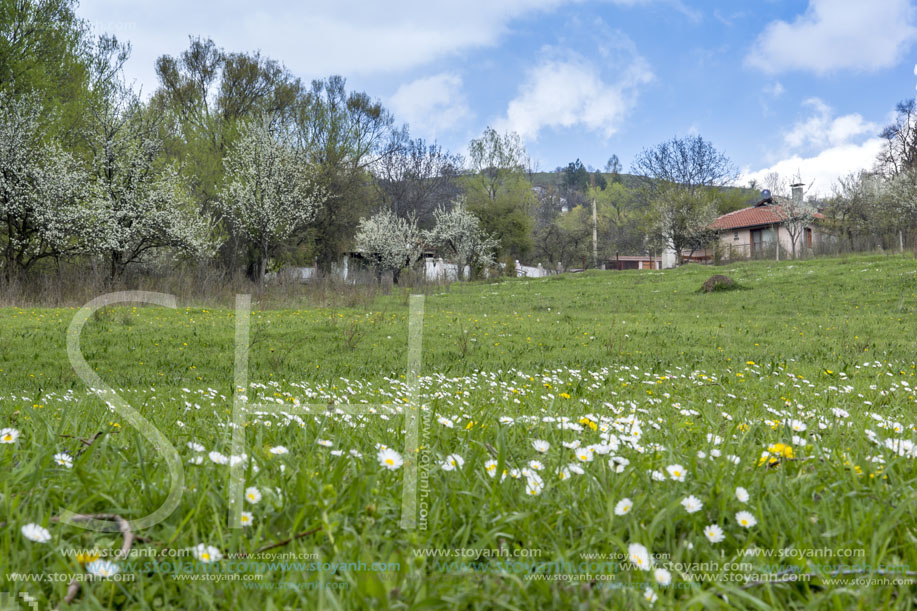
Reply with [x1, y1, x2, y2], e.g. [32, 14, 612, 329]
[790, 183, 804, 206]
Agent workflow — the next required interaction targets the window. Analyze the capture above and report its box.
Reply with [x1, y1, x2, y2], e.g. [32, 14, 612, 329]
[733, 231, 739, 241]
[805, 227, 813, 248]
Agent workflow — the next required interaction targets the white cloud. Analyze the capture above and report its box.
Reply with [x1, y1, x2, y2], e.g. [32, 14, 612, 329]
[746, 0, 917, 74]
[388, 73, 472, 135]
[741, 98, 885, 196]
[77, 0, 669, 94]
[740, 138, 884, 197]
[495, 47, 653, 141]
[783, 98, 879, 151]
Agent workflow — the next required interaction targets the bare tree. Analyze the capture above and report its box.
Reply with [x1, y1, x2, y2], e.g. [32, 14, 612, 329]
[632, 135, 736, 263]
[632, 135, 737, 193]
[877, 99, 917, 178]
[373, 127, 463, 226]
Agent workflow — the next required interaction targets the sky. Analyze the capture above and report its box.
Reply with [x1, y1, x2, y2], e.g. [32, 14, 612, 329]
[76, 0, 917, 197]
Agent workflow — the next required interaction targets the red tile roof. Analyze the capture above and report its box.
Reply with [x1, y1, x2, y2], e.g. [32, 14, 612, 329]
[711, 203, 823, 231]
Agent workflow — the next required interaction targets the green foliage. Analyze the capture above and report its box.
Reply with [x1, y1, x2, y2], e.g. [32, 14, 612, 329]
[464, 127, 535, 259]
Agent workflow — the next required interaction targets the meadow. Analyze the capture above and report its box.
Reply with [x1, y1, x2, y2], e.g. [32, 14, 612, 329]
[2, 253, 917, 609]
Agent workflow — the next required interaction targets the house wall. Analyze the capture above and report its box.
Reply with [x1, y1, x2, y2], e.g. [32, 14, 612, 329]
[717, 223, 824, 260]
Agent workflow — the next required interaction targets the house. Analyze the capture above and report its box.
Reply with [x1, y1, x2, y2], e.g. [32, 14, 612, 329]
[709, 184, 825, 260]
[606, 254, 663, 270]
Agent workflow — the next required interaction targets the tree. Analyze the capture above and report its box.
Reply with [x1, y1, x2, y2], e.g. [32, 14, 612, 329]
[0, 0, 129, 146]
[0, 90, 86, 278]
[877, 98, 917, 177]
[85, 87, 213, 278]
[152, 37, 305, 273]
[604, 154, 622, 176]
[354, 208, 423, 284]
[562, 159, 589, 193]
[218, 117, 325, 285]
[633, 135, 737, 264]
[632, 135, 737, 193]
[464, 126, 535, 259]
[292, 76, 397, 271]
[646, 183, 719, 264]
[825, 171, 885, 249]
[886, 168, 917, 244]
[373, 128, 462, 226]
[426, 201, 499, 280]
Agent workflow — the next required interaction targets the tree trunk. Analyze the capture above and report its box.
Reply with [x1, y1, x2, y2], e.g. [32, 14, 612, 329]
[258, 242, 269, 288]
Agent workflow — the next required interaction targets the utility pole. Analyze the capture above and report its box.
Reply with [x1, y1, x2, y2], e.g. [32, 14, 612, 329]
[590, 174, 598, 269]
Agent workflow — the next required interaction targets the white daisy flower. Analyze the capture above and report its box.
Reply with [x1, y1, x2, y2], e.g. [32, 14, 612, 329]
[562, 440, 581, 449]
[437, 416, 454, 428]
[316, 439, 333, 447]
[666, 464, 686, 481]
[53, 452, 73, 468]
[654, 567, 672, 586]
[192, 543, 222, 563]
[208, 451, 229, 465]
[330, 449, 343, 456]
[735, 511, 757, 528]
[614, 498, 633, 516]
[789, 420, 807, 432]
[269, 446, 289, 455]
[532, 439, 550, 453]
[609, 456, 630, 473]
[704, 524, 724, 543]
[735, 487, 749, 503]
[644, 587, 658, 603]
[567, 463, 585, 475]
[575, 448, 594, 462]
[240, 511, 254, 527]
[726, 454, 741, 464]
[628, 543, 652, 570]
[0, 428, 20, 444]
[245, 487, 262, 504]
[524, 478, 544, 496]
[649, 470, 666, 481]
[441, 454, 464, 471]
[188, 455, 204, 464]
[528, 460, 544, 471]
[377, 448, 403, 470]
[484, 459, 498, 477]
[681, 495, 702, 514]
[521, 468, 543, 485]
[86, 559, 119, 578]
[187, 441, 205, 452]
[21, 523, 51, 543]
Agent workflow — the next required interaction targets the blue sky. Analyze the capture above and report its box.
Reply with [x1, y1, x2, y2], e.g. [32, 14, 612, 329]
[77, 0, 917, 195]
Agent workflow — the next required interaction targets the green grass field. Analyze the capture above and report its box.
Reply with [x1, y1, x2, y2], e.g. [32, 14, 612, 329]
[3, 253, 917, 609]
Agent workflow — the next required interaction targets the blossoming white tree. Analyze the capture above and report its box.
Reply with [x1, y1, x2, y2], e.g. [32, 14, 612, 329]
[0, 91, 87, 279]
[354, 208, 424, 283]
[426, 201, 499, 280]
[218, 117, 326, 285]
[85, 90, 213, 278]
